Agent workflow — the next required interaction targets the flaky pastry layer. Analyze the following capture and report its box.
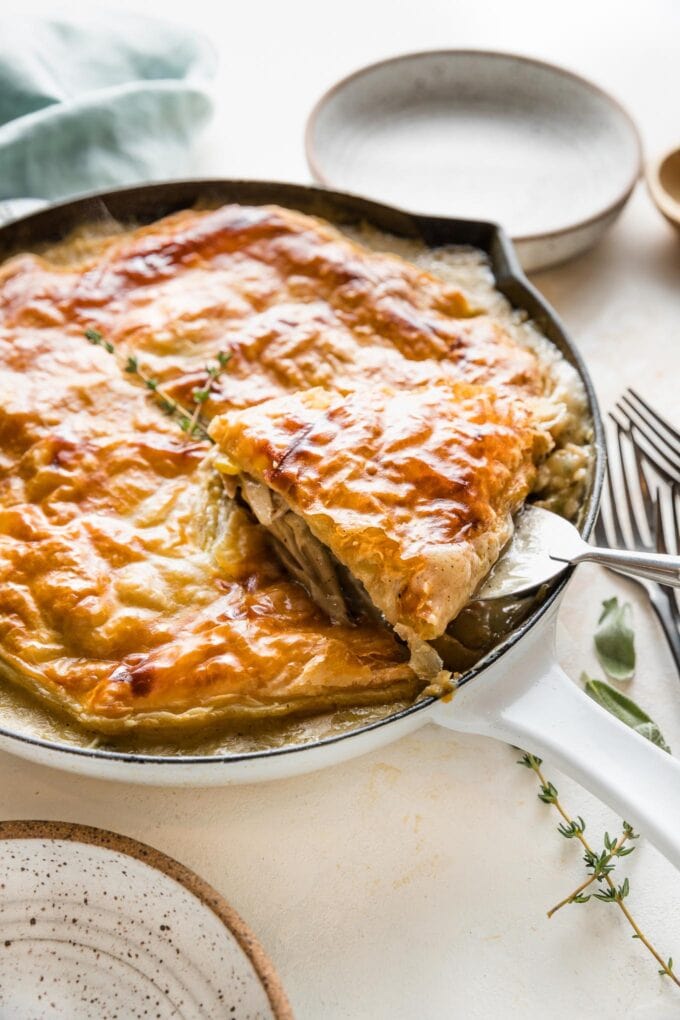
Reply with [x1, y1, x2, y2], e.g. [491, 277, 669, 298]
[210, 383, 553, 642]
[0, 327, 415, 732]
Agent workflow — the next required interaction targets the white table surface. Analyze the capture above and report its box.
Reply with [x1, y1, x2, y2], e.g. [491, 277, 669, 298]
[5, 1, 680, 1016]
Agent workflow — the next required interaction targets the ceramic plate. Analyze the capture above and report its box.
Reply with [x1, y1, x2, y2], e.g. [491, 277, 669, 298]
[0, 821, 292, 1020]
[306, 50, 642, 271]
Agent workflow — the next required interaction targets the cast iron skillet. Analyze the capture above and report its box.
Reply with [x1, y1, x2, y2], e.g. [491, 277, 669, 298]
[11, 182, 680, 864]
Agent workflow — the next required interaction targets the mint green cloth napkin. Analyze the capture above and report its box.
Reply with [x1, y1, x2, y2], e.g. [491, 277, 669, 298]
[0, 12, 216, 204]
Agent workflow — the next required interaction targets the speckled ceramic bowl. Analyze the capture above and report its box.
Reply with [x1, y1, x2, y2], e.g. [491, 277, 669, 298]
[306, 50, 642, 271]
[0, 821, 293, 1020]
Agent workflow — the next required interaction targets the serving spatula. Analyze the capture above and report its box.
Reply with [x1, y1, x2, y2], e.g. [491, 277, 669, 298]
[476, 505, 680, 601]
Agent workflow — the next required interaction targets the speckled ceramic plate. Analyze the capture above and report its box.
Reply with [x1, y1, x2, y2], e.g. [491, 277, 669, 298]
[306, 50, 642, 271]
[0, 821, 292, 1020]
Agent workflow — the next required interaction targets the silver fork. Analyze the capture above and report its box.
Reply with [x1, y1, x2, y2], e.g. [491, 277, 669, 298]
[614, 392, 680, 592]
[595, 413, 680, 674]
[616, 389, 680, 482]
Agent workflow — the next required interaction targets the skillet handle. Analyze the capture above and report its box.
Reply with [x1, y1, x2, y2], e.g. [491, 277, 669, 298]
[432, 610, 680, 871]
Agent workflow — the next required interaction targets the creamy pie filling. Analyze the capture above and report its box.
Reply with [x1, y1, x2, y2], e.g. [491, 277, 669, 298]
[226, 472, 456, 684]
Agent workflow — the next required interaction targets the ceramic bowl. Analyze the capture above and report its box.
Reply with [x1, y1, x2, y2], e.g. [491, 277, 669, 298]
[0, 821, 292, 1019]
[306, 50, 642, 272]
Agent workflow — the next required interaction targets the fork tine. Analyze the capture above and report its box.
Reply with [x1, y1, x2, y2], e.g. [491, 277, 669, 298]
[630, 425, 680, 486]
[618, 394, 680, 476]
[621, 392, 680, 465]
[632, 439, 655, 529]
[654, 486, 680, 624]
[654, 488, 668, 554]
[618, 393, 679, 459]
[672, 483, 680, 556]
[668, 486, 680, 621]
[603, 417, 629, 548]
[627, 389, 680, 456]
[612, 418, 647, 548]
[615, 401, 680, 485]
[656, 484, 680, 618]
[611, 404, 658, 535]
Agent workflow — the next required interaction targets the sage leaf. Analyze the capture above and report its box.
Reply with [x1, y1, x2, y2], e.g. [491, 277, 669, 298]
[582, 674, 671, 753]
[594, 597, 635, 680]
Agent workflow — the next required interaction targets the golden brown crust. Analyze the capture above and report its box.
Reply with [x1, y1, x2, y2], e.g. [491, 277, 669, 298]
[0, 204, 545, 416]
[0, 202, 562, 732]
[0, 325, 415, 733]
[210, 383, 551, 640]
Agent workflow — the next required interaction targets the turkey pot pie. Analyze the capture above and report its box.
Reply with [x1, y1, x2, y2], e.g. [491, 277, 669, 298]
[209, 382, 555, 677]
[0, 203, 591, 734]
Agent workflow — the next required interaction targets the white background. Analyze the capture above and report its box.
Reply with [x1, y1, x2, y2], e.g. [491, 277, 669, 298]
[5, 1, 680, 1016]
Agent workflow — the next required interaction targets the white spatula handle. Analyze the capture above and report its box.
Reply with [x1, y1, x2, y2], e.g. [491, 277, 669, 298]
[432, 610, 680, 870]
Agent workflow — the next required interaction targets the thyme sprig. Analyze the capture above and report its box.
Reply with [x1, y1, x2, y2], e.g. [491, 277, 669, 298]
[547, 823, 637, 916]
[85, 328, 231, 441]
[185, 350, 231, 439]
[518, 753, 679, 986]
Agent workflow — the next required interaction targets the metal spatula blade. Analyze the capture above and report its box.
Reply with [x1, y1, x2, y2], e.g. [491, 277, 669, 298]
[475, 505, 680, 601]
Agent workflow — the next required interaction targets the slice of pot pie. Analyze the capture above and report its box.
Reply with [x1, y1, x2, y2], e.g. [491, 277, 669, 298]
[209, 381, 555, 671]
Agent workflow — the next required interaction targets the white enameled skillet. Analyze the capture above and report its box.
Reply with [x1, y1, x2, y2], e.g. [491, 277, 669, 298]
[0, 181, 678, 871]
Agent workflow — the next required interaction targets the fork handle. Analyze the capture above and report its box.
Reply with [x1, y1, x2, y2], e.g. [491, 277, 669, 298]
[560, 546, 680, 587]
[648, 588, 680, 673]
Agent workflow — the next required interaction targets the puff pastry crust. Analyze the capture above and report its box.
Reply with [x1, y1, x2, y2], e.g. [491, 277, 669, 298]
[210, 383, 552, 645]
[0, 326, 417, 732]
[0, 203, 568, 732]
